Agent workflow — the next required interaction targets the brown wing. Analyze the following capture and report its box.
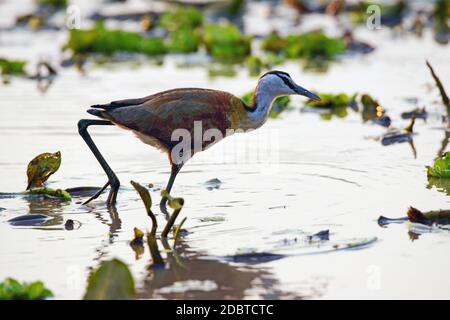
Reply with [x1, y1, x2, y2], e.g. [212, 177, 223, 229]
[99, 88, 235, 151]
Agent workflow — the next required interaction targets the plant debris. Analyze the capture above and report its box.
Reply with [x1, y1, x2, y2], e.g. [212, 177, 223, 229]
[379, 206, 450, 227]
[401, 107, 428, 120]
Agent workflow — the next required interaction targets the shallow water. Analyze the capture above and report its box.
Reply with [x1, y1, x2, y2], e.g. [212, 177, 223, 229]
[1, 1, 450, 299]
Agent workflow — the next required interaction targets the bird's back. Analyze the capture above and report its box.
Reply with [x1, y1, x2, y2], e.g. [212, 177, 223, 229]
[88, 88, 249, 153]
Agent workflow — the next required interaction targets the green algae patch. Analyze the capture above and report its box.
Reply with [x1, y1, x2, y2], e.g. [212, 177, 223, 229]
[0, 278, 53, 300]
[84, 259, 135, 300]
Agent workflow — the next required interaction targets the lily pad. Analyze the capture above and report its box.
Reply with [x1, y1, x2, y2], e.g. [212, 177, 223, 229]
[84, 259, 135, 300]
[26, 151, 61, 190]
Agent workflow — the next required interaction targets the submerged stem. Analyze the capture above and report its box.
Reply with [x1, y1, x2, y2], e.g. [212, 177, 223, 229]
[426, 60, 450, 124]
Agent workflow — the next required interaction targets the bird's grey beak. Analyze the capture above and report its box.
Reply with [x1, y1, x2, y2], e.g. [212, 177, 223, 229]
[295, 85, 321, 101]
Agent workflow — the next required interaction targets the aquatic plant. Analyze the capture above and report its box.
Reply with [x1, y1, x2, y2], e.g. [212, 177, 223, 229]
[158, 6, 203, 32]
[241, 91, 291, 118]
[203, 23, 252, 63]
[131, 181, 164, 266]
[379, 207, 450, 227]
[0, 58, 26, 76]
[131, 181, 186, 267]
[168, 28, 201, 53]
[426, 61, 450, 122]
[84, 259, 135, 300]
[0, 278, 53, 300]
[26, 151, 61, 190]
[261, 31, 346, 62]
[245, 56, 264, 77]
[434, 0, 450, 44]
[360, 94, 388, 123]
[162, 191, 185, 237]
[28, 187, 71, 201]
[35, 0, 67, 9]
[427, 152, 450, 178]
[304, 92, 357, 120]
[65, 23, 167, 58]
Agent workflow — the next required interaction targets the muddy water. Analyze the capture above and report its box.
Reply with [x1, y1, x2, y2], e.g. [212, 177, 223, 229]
[1, 4, 450, 298]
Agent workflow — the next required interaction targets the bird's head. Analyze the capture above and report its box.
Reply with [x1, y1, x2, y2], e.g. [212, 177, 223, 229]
[257, 70, 321, 101]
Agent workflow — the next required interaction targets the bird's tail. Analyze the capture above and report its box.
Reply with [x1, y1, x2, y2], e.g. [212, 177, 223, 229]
[87, 108, 107, 119]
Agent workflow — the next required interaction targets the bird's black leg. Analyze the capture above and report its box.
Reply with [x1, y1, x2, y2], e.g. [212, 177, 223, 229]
[78, 119, 120, 206]
[160, 164, 182, 216]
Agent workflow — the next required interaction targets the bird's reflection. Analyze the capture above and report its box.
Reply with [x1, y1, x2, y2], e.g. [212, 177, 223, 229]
[90, 205, 122, 263]
[138, 239, 307, 299]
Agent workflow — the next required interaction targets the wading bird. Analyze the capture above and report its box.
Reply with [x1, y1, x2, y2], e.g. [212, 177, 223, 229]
[78, 71, 320, 213]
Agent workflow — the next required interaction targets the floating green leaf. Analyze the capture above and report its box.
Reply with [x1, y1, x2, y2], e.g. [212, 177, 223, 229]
[0, 278, 53, 300]
[427, 152, 450, 178]
[28, 187, 71, 200]
[26, 151, 61, 190]
[0, 58, 26, 76]
[84, 259, 135, 300]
